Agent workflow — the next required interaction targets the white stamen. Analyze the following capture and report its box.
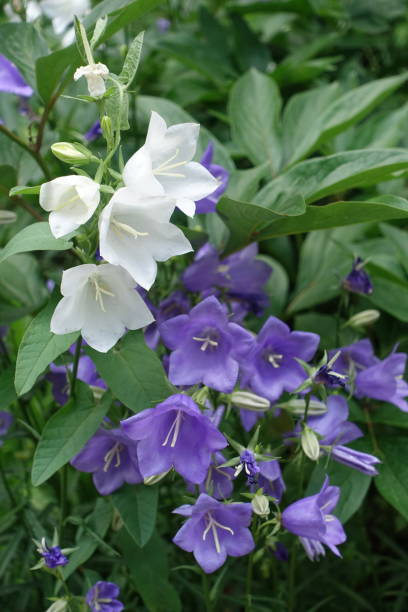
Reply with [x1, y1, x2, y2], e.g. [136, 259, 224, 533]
[111, 217, 149, 239]
[162, 410, 183, 448]
[268, 353, 283, 368]
[55, 192, 81, 211]
[202, 513, 234, 554]
[153, 148, 187, 178]
[103, 442, 123, 472]
[90, 275, 115, 312]
[192, 336, 219, 351]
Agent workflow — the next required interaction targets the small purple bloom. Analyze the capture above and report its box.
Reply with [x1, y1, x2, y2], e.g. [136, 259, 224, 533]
[0, 411, 13, 436]
[238, 449, 260, 485]
[343, 257, 373, 295]
[196, 143, 229, 214]
[121, 394, 227, 484]
[0, 54, 33, 97]
[281, 476, 346, 561]
[160, 296, 254, 393]
[156, 17, 171, 33]
[144, 290, 191, 350]
[86, 581, 124, 612]
[41, 545, 68, 569]
[71, 428, 142, 495]
[301, 395, 380, 476]
[186, 452, 234, 500]
[356, 352, 408, 412]
[84, 120, 102, 142]
[173, 493, 254, 573]
[240, 316, 320, 403]
[314, 364, 346, 389]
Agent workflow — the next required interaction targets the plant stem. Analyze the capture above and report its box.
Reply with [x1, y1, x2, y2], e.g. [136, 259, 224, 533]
[201, 571, 212, 612]
[287, 541, 297, 612]
[71, 337, 82, 398]
[0, 123, 51, 180]
[245, 553, 254, 612]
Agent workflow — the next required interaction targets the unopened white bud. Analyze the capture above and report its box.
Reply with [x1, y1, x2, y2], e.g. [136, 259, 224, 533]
[144, 470, 170, 485]
[0, 210, 17, 224]
[301, 426, 320, 461]
[277, 398, 327, 415]
[45, 600, 68, 612]
[51, 142, 94, 165]
[345, 309, 380, 329]
[251, 494, 270, 518]
[231, 391, 270, 412]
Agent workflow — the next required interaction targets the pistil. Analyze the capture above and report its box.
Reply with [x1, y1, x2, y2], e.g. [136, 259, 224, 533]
[162, 410, 183, 447]
[202, 512, 234, 554]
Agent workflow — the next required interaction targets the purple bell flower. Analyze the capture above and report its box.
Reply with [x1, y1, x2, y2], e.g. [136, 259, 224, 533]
[343, 257, 373, 295]
[314, 364, 347, 389]
[144, 290, 191, 350]
[84, 120, 102, 142]
[356, 352, 408, 412]
[300, 395, 380, 476]
[240, 316, 320, 403]
[86, 581, 124, 612]
[173, 493, 255, 573]
[70, 428, 142, 495]
[0, 411, 13, 436]
[330, 339, 379, 377]
[186, 452, 234, 500]
[195, 143, 229, 214]
[255, 458, 285, 501]
[0, 54, 33, 97]
[41, 545, 68, 569]
[281, 476, 346, 561]
[121, 394, 227, 484]
[160, 296, 254, 393]
[237, 449, 260, 485]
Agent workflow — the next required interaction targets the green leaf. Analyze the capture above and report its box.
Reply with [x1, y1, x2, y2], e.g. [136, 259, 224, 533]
[15, 296, 79, 396]
[119, 31, 144, 87]
[85, 331, 175, 413]
[0, 367, 17, 411]
[257, 255, 289, 317]
[119, 532, 181, 612]
[0, 223, 73, 265]
[112, 484, 158, 547]
[380, 222, 408, 275]
[256, 149, 408, 209]
[365, 263, 408, 322]
[226, 163, 269, 202]
[105, 79, 129, 131]
[31, 383, 111, 486]
[0, 254, 48, 323]
[228, 68, 282, 173]
[0, 23, 48, 90]
[375, 435, 408, 521]
[9, 185, 41, 197]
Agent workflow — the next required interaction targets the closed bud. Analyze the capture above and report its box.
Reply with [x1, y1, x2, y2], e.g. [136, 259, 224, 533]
[144, 470, 170, 485]
[101, 115, 114, 147]
[0, 210, 17, 224]
[192, 386, 209, 407]
[51, 142, 93, 165]
[251, 494, 270, 518]
[345, 309, 380, 329]
[277, 398, 327, 415]
[230, 391, 270, 412]
[45, 599, 68, 612]
[301, 426, 320, 461]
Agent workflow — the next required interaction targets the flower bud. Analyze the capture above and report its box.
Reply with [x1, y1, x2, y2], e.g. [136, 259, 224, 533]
[276, 398, 326, 415]
[101, 115, 114, 147]
[251, 494, 270, 518]
[345, 309, 380, 329]
[301, 426, 320, 461]
[0, 210, 17, 224]
[51, 142, 93, 165]
[45, 600, 68, 612]
[144, 470, 171, 485]
[230, 391, 270, 412]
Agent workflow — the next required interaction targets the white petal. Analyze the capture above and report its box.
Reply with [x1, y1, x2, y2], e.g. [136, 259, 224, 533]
[60, 264, 97, 296]
[50, 293, 86, 335]
[175, 198, 196, 217]
[158, 160, 218, 201]
[122, 147, 164, 197]
[145, 111, 168, 149]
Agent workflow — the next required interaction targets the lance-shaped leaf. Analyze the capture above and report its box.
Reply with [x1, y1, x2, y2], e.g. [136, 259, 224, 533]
[0, 223, 73, 265]
[112, 484, 158, 547]
[119, 30, 144, 87]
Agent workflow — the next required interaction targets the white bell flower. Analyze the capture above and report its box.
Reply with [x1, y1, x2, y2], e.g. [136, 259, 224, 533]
[122, 111, 219, 217]
[99, 187, 192, 290]
[74, 63, 109, 98]
[39, 175, 100, 238]
[50, 263, 154, 353]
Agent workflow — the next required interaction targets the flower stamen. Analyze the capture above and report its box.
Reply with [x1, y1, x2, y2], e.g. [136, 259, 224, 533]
[268, 353, 283, 368]
[202, 512, 234, 554]
[90, 275, 115, 312]
[103, 442, 123, 472]
[162, 410, 183, 448]
[153, 148, 186, 178]
[192, 336, 219, 351]
[111, 217, 149, 239]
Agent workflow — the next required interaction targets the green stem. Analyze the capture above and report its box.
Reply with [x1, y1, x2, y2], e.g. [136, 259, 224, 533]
[0, 123, 51, 180]
[287, 541, 297, 612]
[71, 337, 82, 398]
[245, 553, 254, 612]
[201, 571, 212, 612]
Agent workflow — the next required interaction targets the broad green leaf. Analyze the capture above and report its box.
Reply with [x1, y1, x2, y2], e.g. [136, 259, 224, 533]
[255, 149, 408, 209]
[0, 254, 47, 323]
[15, 296, 78, 396]
[344, 104, 408, 151]
[380, 222, 408, 275]
[119, 31, 144, 87]
[370, 404, 408, 429]
[0, 23, 48, 90]
[119, 532, 181, 612]
[137, 96, 234, 171]
[226, 163, 269, 202]
[257, 255, 289, 317]
[105, 79, 129, 131]
[86, 331, 175, 413]
[112, 484, 158, 547]
[0, 367, 16, 411]
[375, 435, 408, 522]
[31, 383, 111, 486]
[257, 195, 408, 244]
[62, 498, 113, 579]
[0, 223, 73, 265]
[365, 263, 408, 322]
[228, 68, 282, 173]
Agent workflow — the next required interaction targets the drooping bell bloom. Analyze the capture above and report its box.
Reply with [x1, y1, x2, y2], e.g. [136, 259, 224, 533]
[39, 175, 100, 238]
[173, 493, 254, 573]
[121, 394, 227, 484]
[183, 243, 271, 320]
[71, 428, 142, 495]
[240, 316, 320, 403]
[329, 339, 379, 377]
[281, 476, 346, 561]
[74, 63, 109, 98]
[196, 143, 229, 214]
[50, 263, 154, 352]
[122, 111, 218, 216]
[160, 296, 254, 393]
[144, 290, 191, 350]
[294, 395, 380, 476]
[99, 188, 192, 290]
[86, 581, 124, 612]
[186, 452, 234, 500]
[342, 257, 373, 295]
[0, 54, 33, 97]
[84, 120, 102, 142]
[356, 352, 408, 412]
[255, 458, 285, 501]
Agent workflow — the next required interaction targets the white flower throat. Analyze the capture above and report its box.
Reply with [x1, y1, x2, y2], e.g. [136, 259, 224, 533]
[89, 275, 115, 312]
[153, 149, 187, 178]
[111, 216, 149, 240]
[202, 512, 234, 554]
